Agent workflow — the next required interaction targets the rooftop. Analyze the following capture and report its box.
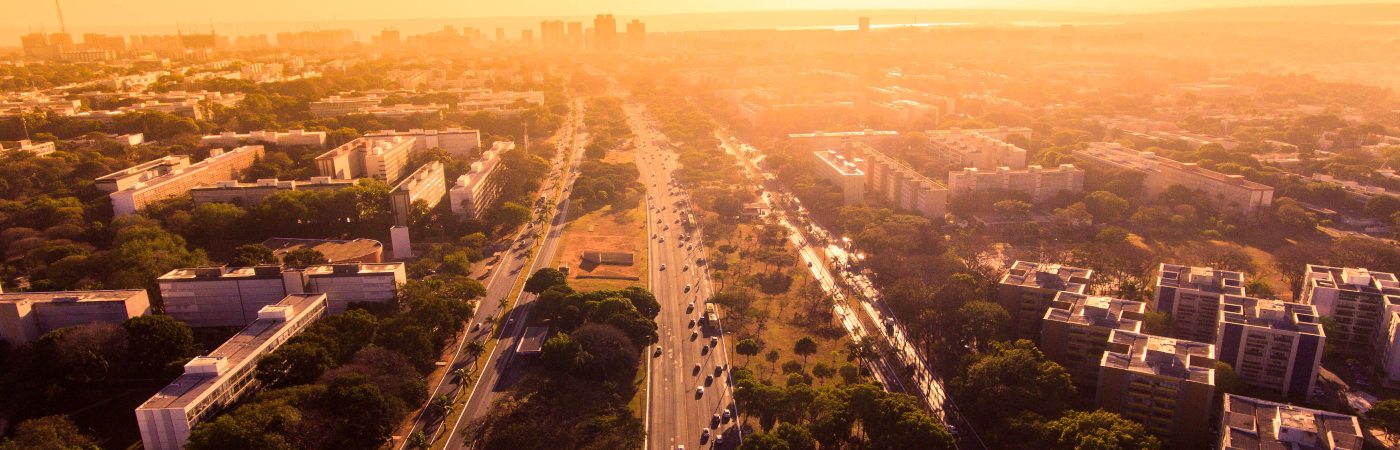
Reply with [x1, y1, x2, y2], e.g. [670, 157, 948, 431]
[788, 129, 899, 138]
[813, 150, 865, 176]
[138, 294, 325, 411]
[158, 265, 286, 281]
[1102, 330, 1215, 384]
[301, 262, 403, 277]
[517, 326, 550, 354]
[1220, 295, 1324, 336]
[260, 238, 383, 264]
[1221, 394, 1362, 450]
[1077, 142, 1272, 190]
[1158, 263, 1246, 296]
[1000, 260, 1092, 293]
[1044, 292, 1144, 331]
[1305, 264, 1400, 295]
[0, 289, 147, 305]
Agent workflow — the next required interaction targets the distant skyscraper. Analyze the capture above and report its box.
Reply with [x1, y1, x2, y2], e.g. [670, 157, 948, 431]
[859, 16, 871, 33]
[377, 29, 400, 48]
[540, 20, 566, 49]
[593, 14, 617, 51]
[521, 29, 533, 47]
[626, 19, 645, 50]
[567, 22, 584, 49]
[495, 28, 505, 42]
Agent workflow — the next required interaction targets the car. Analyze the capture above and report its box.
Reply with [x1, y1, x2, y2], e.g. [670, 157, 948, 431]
[659, 264, 666, 271]
[687, 245, 693, 250]
[660, 237, 665, 243]
[693, 363, 701, 373]
[705, 374, 714, 385]
[654, 346, 663, 357]
[684, 284, 692, 292]
[715, 435, 724, 445]
[700, 346, 709, 355]
[712, 414, 721, 426]
[948, 425, 960, 437]
[687, 302, 695, 312]
[470, 322, 480, 332]
[710, 337, 719, 347]
[691, 329, 699, 339]
[701, 428, 710, 439]
[682, 265, 689, 272]
[507, 318, 515, 326]
[722, 408, 732, 420]
[664, 225, 670, 230]
[688, 318, 696, 328]
[696, 386, 705, 396]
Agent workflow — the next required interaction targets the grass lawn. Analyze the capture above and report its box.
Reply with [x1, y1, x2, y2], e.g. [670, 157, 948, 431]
[550, 197, 649, 292]
[706, 222, 852, 388]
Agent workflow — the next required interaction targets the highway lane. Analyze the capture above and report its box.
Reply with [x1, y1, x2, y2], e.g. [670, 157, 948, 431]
[629, 102, 738, 450]
[436, 98, 591, 450]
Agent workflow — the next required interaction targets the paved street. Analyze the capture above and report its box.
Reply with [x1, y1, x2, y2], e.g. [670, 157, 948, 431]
[629, 102, 739, 450]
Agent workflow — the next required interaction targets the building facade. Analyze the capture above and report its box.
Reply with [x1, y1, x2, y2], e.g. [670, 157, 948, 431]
[787, 130, 901, 152]
[314, 137, 416, 182]
[1097, 330, 1216, 448]
[1217, 296, 1325, 399]
[158, 262, 405, 328]
[200, 129, 327, 148]
[135, 294, 326, 450]
[450, 141, 510, 217]
[947, 164, 1085, 203]
[996, 261, 1092, 340]
[365, 128, 482, 158]
[1073, 142, 1274, 214]
[852, 143, 948, 219]
[391, 161, 447, 226]
[1154, 263, 1247, 344]
[925, 128, 1029, 170]
[108, 146, 264, 216]
[95, 155, 192, 193]
[1041, 292, 1145, 386]
[1301, 265, 1399, 355]
[0, 290, 150, 345]
[812, 150, 866, 205]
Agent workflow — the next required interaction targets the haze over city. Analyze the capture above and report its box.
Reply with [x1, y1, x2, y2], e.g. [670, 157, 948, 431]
[4, 2, 1400, 450]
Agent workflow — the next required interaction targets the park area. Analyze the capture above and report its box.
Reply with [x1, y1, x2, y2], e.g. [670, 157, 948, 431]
[550, 197, 649, 292]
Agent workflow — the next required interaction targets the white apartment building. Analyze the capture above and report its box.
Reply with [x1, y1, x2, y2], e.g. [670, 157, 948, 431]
[391, 161, 447, 226]
[314, 137, 416, 182]
[1154, 263, 1247, 343]
[309, 94, 384, 118]
[1073, 142, 1274, 215]
[0, 289, 150, 345]
[95, 155, 192, 193]
[925, 128, 1029, 170]
[1301, 265, 1400, 355]
[108, 146, 264, 216]
[135, 294, 326, 450]
[787, 130, 901, 152]
[158, 262, 406, 327]
[366, 128, 482, 158]
[1217, 296, 1325, 399]
[1218, 394, 1362, 449]
[812, 150, 866, 205]
[200, 129, 327, 148]
[851, 143, 947, 219]
[0, 139, 57, 157]
[450, 141, 510, 217]
[190, 177, 355, 207]
[947, 164, 1085, 203]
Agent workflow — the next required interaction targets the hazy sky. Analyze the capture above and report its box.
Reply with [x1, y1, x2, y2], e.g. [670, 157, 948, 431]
[4, 0, 1379, 30]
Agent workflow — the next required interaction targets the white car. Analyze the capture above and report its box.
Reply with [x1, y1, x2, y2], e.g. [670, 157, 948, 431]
[687, 302, 695, 312]
[696, 386, 705, 396]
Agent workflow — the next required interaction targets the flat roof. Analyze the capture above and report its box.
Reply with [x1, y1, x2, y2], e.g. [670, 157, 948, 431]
[1044, 292, 1144, 331]
[1077, 142, 1272, 190]
[158, 266, 285, 281]
[0, 289, 146, 304]
[1220, 295, 1323, 335]
[1158, 263, 1246, 295]
[1221, 394, 1362, 450]
[1000, 260, 1091, 293]
[301, 262, 403, 276]
[1102, 330, 1215, 384]
[812, 150, 865, 176]
[261, 238, 383, 263]
[138, 294, 324, 411]
[1305, 264, 1400, 295]
[95, 155, 189, 182]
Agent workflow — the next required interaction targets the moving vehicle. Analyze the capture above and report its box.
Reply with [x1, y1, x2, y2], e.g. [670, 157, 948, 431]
[659, 264, 666, 271]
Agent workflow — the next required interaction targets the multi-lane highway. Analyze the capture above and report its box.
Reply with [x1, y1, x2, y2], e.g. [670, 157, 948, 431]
[628, 102, 739, 450]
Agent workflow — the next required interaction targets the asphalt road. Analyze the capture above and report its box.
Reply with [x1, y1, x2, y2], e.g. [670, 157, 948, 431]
[629, 102, 739, 450]
[422, 97, 591, 450]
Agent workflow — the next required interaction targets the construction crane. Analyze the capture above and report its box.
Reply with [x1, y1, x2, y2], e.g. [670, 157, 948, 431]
[54, 0, 67, 34]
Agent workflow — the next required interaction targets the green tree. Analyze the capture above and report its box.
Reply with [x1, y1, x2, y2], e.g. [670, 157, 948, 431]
[185, 399, 301, 450]
[229, 243, 279, 267]
[793, 336, 818, 367]
[737, 339, 762, 365]
[104, 223, 208, 289]
[953, 340, 1073, 422]
[282, 248, 328, 266]
[466, 339, 487, 369]
[1368, 399, 1400, 440]
[487, 201, 532, 231]
[773, 422, 817, 450]
[739, 431, 792, 450]
[0, 416, 99, 450]
[1042, 410, 1161, 450]
[955, 301, 1009, 352]
[541, 333, 583, 373]
[1083, 191, 1130, 222]
[524, 268, 568, 294]
[256, 341, 336, 387]
[124, 315, 197, 377]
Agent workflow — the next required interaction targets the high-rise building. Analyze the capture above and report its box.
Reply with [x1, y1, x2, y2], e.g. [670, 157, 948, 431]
[0, 289, 150, 345]
[136, 294, 327, 450]
[1217, 295, 1325, 400]
[567, 22, 584, 49]
[947, 164, 1085, 204]
[1218, 394, 1362, 449]
[626, 19, 645, 50]
[1154, 263, 1246, 343]
[811, 150, 866, 205]
[541, 20, 566, 49]
[593, 14, 618, 51]
[377, 28, 401, 48]
[1097, 330, 1216, 448]
[1301, 265, 1398, 354]
[521, 29, 533, 47]
[996, 261, 1092, 340]
[1040, 292, 1145, 386]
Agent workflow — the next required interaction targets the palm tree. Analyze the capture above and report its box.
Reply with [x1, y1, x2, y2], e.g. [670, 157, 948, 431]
[466, 340, 487, 369]
[452, 368, 471, 386]
[428, 394, 454, 419]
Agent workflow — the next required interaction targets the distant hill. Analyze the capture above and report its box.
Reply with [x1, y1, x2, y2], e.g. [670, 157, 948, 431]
[1093, 3, 1400, 23]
